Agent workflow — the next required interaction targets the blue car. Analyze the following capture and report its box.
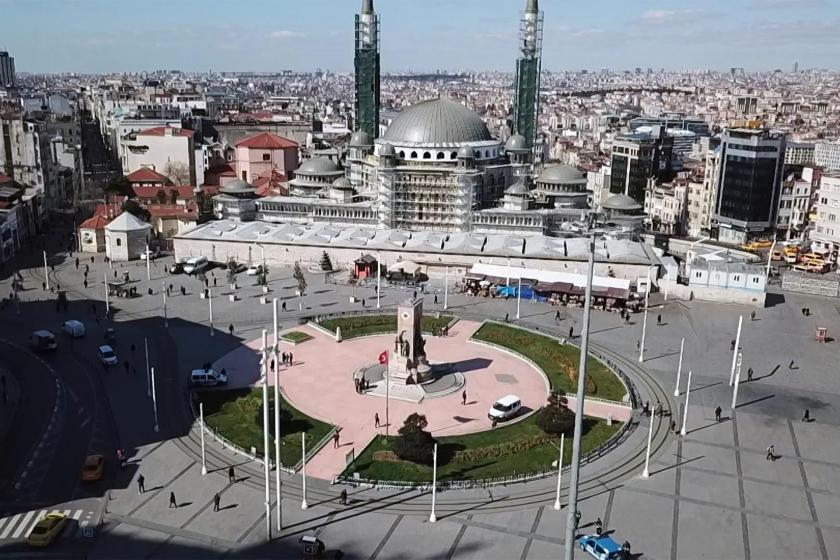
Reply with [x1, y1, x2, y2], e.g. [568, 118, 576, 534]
[579, 534, 625, 560]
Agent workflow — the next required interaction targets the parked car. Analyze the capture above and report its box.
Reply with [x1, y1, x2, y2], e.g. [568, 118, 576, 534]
[488, 394, 522, 422]
[580, 534, 626, 560]
[26, 512, 66, 547]
[62, 320, 86, 338]
[169, 261, 185, 274]
[81, 454, 105, 481]
[184, 256, 209, 275]
[31, 330, 57, 352]
[97, 345, 118, 366]
[140, 248, 161, 260]
[190, 368, 228, 387]
[246, 264, 263, 276]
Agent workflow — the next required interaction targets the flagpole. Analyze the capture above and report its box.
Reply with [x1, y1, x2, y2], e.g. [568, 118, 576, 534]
[385, 352, 390, 439]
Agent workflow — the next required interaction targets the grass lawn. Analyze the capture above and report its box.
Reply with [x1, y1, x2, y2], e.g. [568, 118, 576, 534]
[344, 415, 620, 482]
[281, 331, 313, 344]
[198, 389, 332, 468]
[472, 322, 626, 401]
[318, 314, 453, 339]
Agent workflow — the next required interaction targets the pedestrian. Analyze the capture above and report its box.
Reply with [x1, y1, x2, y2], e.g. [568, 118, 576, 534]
[657, 313, 662, 325]
[374, 412, 380, 428]
[670, 419, 676, 432]
[42, 281, 46, 291]
[289, 352, 293, 366]
[228, 466, 235, 483]
[462, 390, 467, 405]
[131, 343, 135, 355]
[595, 517, 603, 535]
[730, 339, 736, 351]
[282, 301, 287, 312]
[340, 488, 347, 506]
[334, 432, 340, 448]
[270, 358, 275, 372]
[802, 409, 811, 422]
[766, 444, 775, 461]
[180, 285, 186, 296]
[213, 492, 221, 512]
[643, 401, 650, 416]
[747, 367, 754, 381]
[434, 294, 438, 305]
[228, 324, 234, 336]
[169, 492, 177, 508]
[750, 310, 756, 321]
[635, 339, 640, 351]
[413, 290, 417, 299]
[75, 257, 79, 269]
[124, 361, 130, 374]
[168, 284, 172, 295]
[789, 359, 795, 369]
[91, 256, 94, 264]
[83, 279, 88, 289]
[715, 405, 722, 422]
[569, 326, 574, 339]
[654, 401, 662, 417]
[555, 309, 561, 322]
[214, 277, 217, 287]
[361, 298, 366, 307]
[574, 510, 581, 532]
[137, 474, 145, 493]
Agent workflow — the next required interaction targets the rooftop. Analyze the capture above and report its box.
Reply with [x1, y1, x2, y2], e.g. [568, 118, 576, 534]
[234, 131, 298, 150]
[381, 97, 493, 146]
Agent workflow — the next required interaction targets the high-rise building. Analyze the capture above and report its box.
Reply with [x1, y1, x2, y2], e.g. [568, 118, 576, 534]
[354, 0, 380, 139]
[815, 142, 840, 171]
[711, 129, 786, 244]
[608, 131, 674, 204]
[513, 0, 543, 152]
[0, 51, 15, 88]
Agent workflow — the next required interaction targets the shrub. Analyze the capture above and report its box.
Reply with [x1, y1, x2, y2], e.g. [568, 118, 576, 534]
[393, 413, 436, 465]
[537, 391, 575, 436]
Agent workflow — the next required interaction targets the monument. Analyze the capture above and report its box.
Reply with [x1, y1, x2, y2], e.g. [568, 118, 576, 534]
[389, 298, 433, 384]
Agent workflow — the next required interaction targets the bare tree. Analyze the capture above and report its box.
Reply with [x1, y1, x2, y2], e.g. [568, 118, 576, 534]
[163, 161, 191, 185]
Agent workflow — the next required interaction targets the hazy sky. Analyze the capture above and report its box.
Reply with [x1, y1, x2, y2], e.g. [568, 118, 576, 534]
[3, 0, 839, 74]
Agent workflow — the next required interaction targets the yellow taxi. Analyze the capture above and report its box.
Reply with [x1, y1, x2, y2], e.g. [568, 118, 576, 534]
[26, 511, 66, 547]
[81, 454, 105, 481]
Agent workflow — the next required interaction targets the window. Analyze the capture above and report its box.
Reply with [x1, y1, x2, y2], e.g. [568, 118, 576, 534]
[484, 150, 490, 158]
[399, 151, 405, 158]
[262, 153, 270, 161]
[242, 171, 247, 181]
[436, 152, 445, 160]
[423, 152, 431, 159]
[116, 238, 122, 247]
[410, 151, 418, 159]
[450, 152, 457, 160]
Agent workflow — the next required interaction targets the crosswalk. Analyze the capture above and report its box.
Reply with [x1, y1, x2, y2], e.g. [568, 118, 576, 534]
[0, 508, 94, 541]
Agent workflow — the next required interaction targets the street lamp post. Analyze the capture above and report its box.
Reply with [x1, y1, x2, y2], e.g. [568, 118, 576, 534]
[145, 245, 151, 281]
[674, 337, 684, 397]
[516, 276, 522, 320]
[208, 288, 214, 337]
[680, 370, 693, 437]
[642, 412, 654, 478]
[301, 432, 308, 510]
[260, 330, 271, 540]
[731, 353, 743, 411]
[151, 366, 159, 433]
[162, 280, 168, 328]
[553, 432, 565, 510]
[200, 402, 207, 475]
[144, 337, 151, 397]
[443, 266, 449, 310]
[272, 298, 282, 532]
[429, 443, 438, 523]
[376, 251, 381, 309]
[729, 316, 743, 385]
[104, 272, 109, 316]
[638, 265, 653, 362]
[563, 237, 596, 560]
[43, 250, 49, 291]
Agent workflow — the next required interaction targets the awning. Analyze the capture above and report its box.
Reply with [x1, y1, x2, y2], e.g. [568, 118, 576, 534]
[388, 261, 421, 274]
[464, 273, 485, 281]
[607, 287, 631, 300]
[355, 254, 377, 264]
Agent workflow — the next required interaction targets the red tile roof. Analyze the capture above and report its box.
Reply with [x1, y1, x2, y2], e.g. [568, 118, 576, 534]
[126, 167, 171, 184]
[147, 204, 197, 219]
[137, 126, 194, 138]
[132, 185, 196, 201]
[235, 132, 298, 149]
[80, 214, 111, 229]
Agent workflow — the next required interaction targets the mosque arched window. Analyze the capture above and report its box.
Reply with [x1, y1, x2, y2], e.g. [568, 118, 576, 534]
[423, 152, 431, 159]
[399, 151, 405, 158]
[411, 151, 418, 159]
[451, 152, 457, 160]
[485, 150, 490, 158]
[437, 152, 445, 160]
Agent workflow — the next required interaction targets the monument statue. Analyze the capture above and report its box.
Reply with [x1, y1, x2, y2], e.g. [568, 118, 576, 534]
[387, 297, 433, 384]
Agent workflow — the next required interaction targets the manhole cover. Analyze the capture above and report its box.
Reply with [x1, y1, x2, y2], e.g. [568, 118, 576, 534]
[494, 373, 517, 384]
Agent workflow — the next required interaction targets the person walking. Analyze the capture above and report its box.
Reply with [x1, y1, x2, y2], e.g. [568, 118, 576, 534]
[339, 489, 347, 506]
[747, 367, 754, 381]
[802, 409, 811, 422]
[434, 294, 439, 305]
[124, 361, 130, 374]
[374, 413, 380, 428]
[213, 492, 221, 512]
[750, 310, 756, 321]
[228, 466, 235, 483]
[137, 474, 145, 494]
[282, 300, 287, 312]
[766, 444, 775, 461]
[730, 339, 736, 351]
[504, 312, 509, 323]
[462, 390, 467, 405]
[289, 352, 293, 366]
[657, 313, 662, 326]
[670, 419, 677, 433]
[574, 510, 581, 533]
[715, 406, 722, 422]
[595, 517, 603, 536]
[228, 324, 234, 336]
[333, 432, 340, 448]
[169, 492, 177, 508]
[635, 339, 641, 351]
[569, 326, 574, 339]
[180, 285, 186, 296]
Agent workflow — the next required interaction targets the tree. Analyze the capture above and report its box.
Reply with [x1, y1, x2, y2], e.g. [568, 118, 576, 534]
[536, 390, 575, 436]
[155, 189, 167, 204]
[293, 262, 307, 294]
[393, 413, 435, 465]
[105, 174, 134, 198]
[121, 198, 150, 222]
[256, 265, 269, 286]
[164, 161, 191, 185]
[169, 189, 179, 205]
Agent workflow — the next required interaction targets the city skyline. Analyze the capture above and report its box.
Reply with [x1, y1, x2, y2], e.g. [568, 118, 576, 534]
[3, 0, 839, 74]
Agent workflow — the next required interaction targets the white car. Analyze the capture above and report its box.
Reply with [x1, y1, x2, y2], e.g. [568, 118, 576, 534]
[97, 345, 118, 366]
[190, 368, 228, 387]
[246, 264, 263, 276]
[62, 320, 86, 338]
[488, 394, 522, 422]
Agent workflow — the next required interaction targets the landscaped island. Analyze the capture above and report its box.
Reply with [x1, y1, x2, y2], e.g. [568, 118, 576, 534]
[318, 313, 454, 339]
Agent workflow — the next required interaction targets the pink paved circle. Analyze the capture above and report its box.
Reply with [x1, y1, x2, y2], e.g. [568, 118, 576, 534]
[213, 320, 550, 479]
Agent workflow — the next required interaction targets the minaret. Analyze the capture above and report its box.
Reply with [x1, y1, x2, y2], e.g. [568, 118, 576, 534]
[355, 0, 381, 139]
[513, 0, 543, 153]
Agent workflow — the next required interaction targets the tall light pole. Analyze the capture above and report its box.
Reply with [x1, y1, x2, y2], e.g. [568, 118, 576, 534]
[300, 432, 308, 510]
[553, 433, 565, 510]
[638, 265, 653, 362]
[729, 316, 743, 386]
[104, 272, 109, 316]
[563, 237, 596, 560]
[429, 443, 438, 523]
[443, 266, 449, 310]
[272, 298, 282, 532]
[43, 250, 50, 291]
[642, 412, 654, 478]
[515, 276, 522, 320]
[208, 288, 214, 337]
[261, 330, 271, 540]
[765, 235, 777, 277]
[731, 353, 743, 411]
[161, 280, 168, 328]
[674, 337, 684, 397]
[144, 338, 151, 397]
[200, 402, 208, 475]
[376, 251, 381, 309]
[151, 366, 159, 433]
[145, 245, 151, 281]
[680, 370, 693, 437]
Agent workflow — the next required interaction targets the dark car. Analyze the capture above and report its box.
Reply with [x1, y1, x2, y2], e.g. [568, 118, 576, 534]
[169, 262, 184, 274]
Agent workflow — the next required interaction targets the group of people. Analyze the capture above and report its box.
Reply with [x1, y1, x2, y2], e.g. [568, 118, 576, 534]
[354, 376, 371, 393]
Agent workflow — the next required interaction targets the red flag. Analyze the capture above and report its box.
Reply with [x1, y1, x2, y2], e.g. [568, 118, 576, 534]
[378, 351, 388, 365]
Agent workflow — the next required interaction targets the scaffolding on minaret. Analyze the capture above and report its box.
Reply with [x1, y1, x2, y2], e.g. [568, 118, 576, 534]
[513, 0, 543, 155]
[355, 0, 381, 139]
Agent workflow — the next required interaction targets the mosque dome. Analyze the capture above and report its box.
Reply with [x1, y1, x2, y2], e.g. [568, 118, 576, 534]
[332, 177, 353, 189]
[537, 164, 586, 185]
[457, 145, 475, 158]
[603, 194, 643, 212]
[379, 143, 395, 156]
[381, 98, 493, 145]
[297, 157, 342, 176]
[505, 134, 529, 152]
[349, 130, 372, 147]
[219, 179, 255, 194]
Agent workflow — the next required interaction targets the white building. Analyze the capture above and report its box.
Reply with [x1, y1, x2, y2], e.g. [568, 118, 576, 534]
[810, 173, 840, 264]
[815, 142, 840, 171]
[686, 148, 718, 238]
[785, 142, 815, 166]
[122, 125, 196, 185]
[644, 181, 687, 235]
[775, 177, 811, 239]
[586, 165, 611, 210]
[104, 212, 152, 262]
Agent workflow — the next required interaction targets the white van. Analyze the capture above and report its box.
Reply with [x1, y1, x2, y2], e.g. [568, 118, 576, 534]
[183, 256, 209, 275]
[62, 320, 86, 338]
[31, 330, 57, 352]
[488, 394, 522, 422]
[190, 368, 228, 387]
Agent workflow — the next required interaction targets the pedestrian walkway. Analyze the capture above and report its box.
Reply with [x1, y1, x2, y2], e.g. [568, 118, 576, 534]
[0, 507, 95, 541]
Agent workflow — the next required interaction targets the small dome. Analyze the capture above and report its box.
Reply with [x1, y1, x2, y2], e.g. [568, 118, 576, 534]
[603, 194, 643, 212]
[298, 157, 342, 176]
[537, 164, 586, 185]
[505, 134, 529, 152]
[505, 180, 530, 195]
[379, 143, 395, 156]
[349, 130, 372, 147]
[220, 179, 255, 194]
[457, 146, 475, 158]
[332, 177, 353, 189]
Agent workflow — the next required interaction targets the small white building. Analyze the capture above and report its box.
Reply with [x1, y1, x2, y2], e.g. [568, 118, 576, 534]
[78, 214, 110, 253]
[104, 212, 151, 262]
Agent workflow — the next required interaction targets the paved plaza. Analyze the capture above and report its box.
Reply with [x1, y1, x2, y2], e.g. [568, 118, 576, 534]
[2, 251, 840, 559]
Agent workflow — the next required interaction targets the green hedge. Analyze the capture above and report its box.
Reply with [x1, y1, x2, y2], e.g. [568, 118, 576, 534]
[318, 314, 453, 339]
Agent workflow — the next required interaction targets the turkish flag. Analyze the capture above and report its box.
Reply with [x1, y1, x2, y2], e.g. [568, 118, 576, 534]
[378, 351, 388, 365]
